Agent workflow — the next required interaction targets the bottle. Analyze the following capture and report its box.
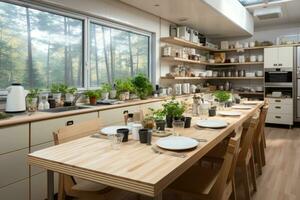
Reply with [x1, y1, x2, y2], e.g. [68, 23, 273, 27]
[38, 101, 44, 110]
[44, 101, 50, 109]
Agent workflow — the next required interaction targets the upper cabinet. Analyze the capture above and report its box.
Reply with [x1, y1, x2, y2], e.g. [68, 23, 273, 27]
[264, 47, 294, 69]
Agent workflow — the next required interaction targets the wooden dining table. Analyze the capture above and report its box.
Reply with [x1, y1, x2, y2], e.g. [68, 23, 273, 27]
[27, 101, 264, 200]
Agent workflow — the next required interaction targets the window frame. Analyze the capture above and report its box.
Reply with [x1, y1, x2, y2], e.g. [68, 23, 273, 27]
[87, 18, 152, 89]
[0, 0, 153, 91]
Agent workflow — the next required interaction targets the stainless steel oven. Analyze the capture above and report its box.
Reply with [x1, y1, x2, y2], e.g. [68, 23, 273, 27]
[265, 68, 293, 87]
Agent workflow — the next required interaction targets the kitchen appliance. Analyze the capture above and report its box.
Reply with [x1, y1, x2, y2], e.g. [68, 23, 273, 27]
[295, 46, 300, 121]
[5, 83, 28, 113]
[265, 68, 293, 87]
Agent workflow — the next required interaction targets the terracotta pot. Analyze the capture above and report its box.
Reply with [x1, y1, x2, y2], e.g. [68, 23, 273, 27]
[89, 97, 97, 105]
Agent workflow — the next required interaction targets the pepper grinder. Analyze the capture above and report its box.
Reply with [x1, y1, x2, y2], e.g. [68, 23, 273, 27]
[192, 95, 200, 116]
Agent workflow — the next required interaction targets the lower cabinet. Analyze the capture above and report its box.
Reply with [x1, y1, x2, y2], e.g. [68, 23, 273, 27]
[31, 112, 99, 146]
[0, 178, 29, 200]
[30, 172, 59, 200]
[0, 148, 29, 188]
[266, 98, 293, 125]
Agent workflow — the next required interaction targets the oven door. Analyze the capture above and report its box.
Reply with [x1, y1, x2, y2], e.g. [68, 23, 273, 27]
[265, 71, 293, 87]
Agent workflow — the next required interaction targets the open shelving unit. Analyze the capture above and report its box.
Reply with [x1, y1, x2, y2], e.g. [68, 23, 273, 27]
[160, 76, 264, 80]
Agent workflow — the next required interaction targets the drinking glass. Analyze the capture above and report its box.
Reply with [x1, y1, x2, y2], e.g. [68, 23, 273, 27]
[172, 120, 184, 136]
[108, 133, 124, 150]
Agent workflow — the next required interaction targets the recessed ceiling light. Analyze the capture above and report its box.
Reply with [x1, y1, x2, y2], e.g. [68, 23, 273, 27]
[178, 18, 188, 22]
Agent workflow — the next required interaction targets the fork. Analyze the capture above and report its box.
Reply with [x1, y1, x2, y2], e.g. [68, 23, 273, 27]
[151, 146, 187, 158]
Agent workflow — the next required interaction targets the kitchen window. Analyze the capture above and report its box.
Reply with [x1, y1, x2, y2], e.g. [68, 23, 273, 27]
[0, 1, 84, 89]
[89, 22, 150, 87]
[0, 1, 152, 90]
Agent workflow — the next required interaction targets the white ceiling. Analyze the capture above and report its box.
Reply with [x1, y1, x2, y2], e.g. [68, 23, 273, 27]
[247, 0, 300, 27]
[120, 0, 253, 38]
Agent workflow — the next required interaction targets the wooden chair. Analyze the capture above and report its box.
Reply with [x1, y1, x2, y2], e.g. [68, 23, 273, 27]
[166, 126, 243, 200]
[252, 105, 269, 175]
[236, 112, 260, 200]
[53, 119, 137, 200]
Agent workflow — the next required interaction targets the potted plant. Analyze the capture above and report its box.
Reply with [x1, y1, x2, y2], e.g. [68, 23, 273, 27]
[84, 90, 100, 105]
[101, 83, 111, 100]
[26, 88, 39, 112]
[50, 84, 62, 103]
[115, 79, 134, 100]
[162, 97, 186, 128]
[142, 114, 155, 130]
[148, 108, 166, 131]
[131, 74, 153, 100]
[214, 90, 231, 110]
[65, 87, 77, 102]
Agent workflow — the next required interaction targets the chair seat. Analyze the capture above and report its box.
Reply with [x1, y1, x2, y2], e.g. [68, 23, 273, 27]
[72, 177, 108, 192]
[169, 163, 221, 196]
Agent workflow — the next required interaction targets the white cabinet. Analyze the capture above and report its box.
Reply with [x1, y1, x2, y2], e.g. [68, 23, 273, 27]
[0, 124, 29, 154]
[31, 112, 99, 146]
[99, 105, 141, 125]
[0, 178, 29, 200]
[30, 172, 58, 200]
[278, 47, 294, 68]
[141, 101, 162, 111]
[264, 47, 293, 68]
[0, 148, 29, 188]
[266, 98, 293, 125]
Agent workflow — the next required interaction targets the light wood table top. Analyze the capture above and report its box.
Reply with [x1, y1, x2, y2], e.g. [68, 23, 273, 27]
[28, 102, 264, 197]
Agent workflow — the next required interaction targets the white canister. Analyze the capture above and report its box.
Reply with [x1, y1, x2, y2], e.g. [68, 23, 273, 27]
[250, 55, 257, 62]
[174, 84, 182, 95]
[250, 42, 255, 47]
[190, 85, 197, 93]
[206, 70, 213, 77]
[258, 55, 264, 62]
[230, 58, 235, 63]
[235, 41, 241, 49]
[244, 42, 249, 48]
[132, 123, 142, 140]
[167, 87, 173, 95]
[182, 83, 190, 94]
[238, 55, 245, 63]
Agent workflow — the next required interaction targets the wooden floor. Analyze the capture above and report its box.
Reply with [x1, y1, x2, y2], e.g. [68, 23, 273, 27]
[251, 126, 300, 200]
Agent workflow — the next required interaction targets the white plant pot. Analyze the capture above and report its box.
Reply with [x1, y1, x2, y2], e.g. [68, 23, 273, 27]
[52, 93, 61, 103]
[124, 91, 130, 100]
[101, 92, 109, 100]
[119, 93, 126, 101]
[109, 90, 117, 99]
[65, 93, 74, 102]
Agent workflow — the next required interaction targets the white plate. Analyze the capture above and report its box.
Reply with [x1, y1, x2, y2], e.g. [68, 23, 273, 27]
[232, 105, 253, 110]
[243, 101, 258, 105]
[101, 126, 131, 135]
[218, 111, 242, 116]
[156, 136, 199, 151]
[196, 119, 228, 128]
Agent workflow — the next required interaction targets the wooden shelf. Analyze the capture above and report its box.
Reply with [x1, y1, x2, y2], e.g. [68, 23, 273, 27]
[160, 77, 264, 80]
[161, 37, 218, 51]
[161, 57, 208, 65]
[208, 62, 264, 66]
[235, 91, 264, 95]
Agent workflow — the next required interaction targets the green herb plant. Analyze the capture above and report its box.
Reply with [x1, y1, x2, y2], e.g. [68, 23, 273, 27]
[101, 83, 112, 93]
[115, 79, 134, 93]
[131, 73, 153, 100]
[162, 98, 186, 118]
[214, 91, 231, 102]
[148, 108, 166, 121]
[27, 88, 40, 104]
[84, 90, 100, 98]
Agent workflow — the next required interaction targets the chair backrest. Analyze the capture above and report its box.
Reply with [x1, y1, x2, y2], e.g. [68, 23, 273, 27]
[238, 112, 260, 162]
[211, 127, 242, 200]
[254, 105, 269, 142]
[53, 119, 103, 195]
[53, 119, 102, 145]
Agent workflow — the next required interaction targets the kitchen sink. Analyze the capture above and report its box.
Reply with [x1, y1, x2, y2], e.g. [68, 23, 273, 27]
[41, 106, 91, 113]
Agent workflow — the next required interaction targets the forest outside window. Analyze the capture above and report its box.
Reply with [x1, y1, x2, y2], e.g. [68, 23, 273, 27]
[89, 22, 150, 87]
[0, 1, 84, 89]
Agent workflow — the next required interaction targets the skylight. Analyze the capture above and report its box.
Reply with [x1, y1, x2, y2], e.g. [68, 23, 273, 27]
[239, 0, 280, 6]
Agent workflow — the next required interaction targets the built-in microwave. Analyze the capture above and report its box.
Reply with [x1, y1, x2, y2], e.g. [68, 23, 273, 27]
[265, 68, 293, 87]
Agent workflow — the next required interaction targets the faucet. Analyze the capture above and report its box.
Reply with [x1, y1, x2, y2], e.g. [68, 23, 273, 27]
[71, 93, 83, 106]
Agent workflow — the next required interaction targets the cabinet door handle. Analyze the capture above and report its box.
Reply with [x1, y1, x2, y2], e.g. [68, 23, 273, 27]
[275, 106, 281, 109]
[278, 63, 282, 66]
[275, 100, 281, 102]
[66, 120, 74, 126]
[275, 116, 281, 119]
[274, 64, 278, 66]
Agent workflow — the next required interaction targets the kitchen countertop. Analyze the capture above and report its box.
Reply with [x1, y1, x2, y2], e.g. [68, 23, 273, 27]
[0, 95, 190, 128]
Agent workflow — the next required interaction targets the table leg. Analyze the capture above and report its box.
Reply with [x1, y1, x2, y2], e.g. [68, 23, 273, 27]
[153, 193, 162, 200]
[47, 170, 54, 200]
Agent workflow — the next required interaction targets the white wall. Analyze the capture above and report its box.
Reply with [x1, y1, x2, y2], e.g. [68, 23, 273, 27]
[37, 0, 171, 84]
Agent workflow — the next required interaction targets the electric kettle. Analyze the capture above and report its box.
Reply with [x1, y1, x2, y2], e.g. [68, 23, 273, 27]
[5, 83, 28, 113]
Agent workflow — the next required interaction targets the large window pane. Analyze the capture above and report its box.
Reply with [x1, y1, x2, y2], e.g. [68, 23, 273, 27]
[90, 23, 149, 87]
[0, 2, 83, 89]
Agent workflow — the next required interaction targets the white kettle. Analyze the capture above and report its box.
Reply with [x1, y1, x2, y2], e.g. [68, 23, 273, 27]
[6, 83, 29, 113]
